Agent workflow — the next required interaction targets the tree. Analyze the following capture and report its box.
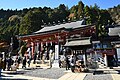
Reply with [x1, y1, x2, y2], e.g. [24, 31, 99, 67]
[70, 5, 78, 21]
[77, 1, 84, 19]
[19, 10, 32, 34]
[19, 10, 43, 35]
[84, 5, 92, 24]
[89, 4, 100, 24]
[97, 9, 113, 37]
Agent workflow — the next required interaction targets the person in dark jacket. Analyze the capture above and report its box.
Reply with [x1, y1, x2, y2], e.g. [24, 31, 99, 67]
[7, 57, 13, 71]
[0, 58, 3, 77]
[3, 58, 6, 71]
[22, 57, 27, 68]
[33, 53, 37, 64]
[65, 56, 70, 70]
[17, 57, 21, 67]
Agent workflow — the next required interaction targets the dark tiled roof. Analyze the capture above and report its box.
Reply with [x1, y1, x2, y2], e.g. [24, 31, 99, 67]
[108, 26, 120, 36]
[34, 20, 86, 33]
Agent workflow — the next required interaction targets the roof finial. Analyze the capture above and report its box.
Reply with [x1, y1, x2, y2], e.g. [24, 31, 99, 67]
[48, 22, 51, 26]
[68, 18, 71, 23]
[58, 21, 60, 25]
[53, 21, 56, 25]
[63, 19, 66, 23]
[42, 20, 44, 24]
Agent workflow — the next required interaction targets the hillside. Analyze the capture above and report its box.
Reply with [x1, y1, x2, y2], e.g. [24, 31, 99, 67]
[108, 5, 120, 24]
[0, 1, 119, 51]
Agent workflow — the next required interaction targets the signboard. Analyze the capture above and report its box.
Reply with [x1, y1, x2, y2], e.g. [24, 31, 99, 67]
[92, 41, 100, 44]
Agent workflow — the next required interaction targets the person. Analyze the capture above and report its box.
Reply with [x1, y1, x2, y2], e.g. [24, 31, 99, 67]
[63, 48, 66, 57]
[17, 57, 21, 69]
[59, 58, 62, 68]
[33, 53, 37, 64]
[41, 50, 44, 60]
[70, 56, 75, 72]
[44, 50, 47, 60]
[22, 57, 27, 68]
[27, 56, 31, 67]
[65, 56, 70, 70]
[41, 50, 45, 63]
[27, 47, 32, 59]
[49, 49, 53, 68]
[3, 58, 6, 71]
[15, 56, 18, 69]
[7, 57, 13, 71]
[37, 51, 40, 60]
[76, 60, 82, 72]
[11, 63, 17, 71]
[0, 58, 3, 77]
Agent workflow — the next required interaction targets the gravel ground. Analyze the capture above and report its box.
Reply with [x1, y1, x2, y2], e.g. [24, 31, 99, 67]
[23, 68, 66, 79]
[84, 74, 113, 80]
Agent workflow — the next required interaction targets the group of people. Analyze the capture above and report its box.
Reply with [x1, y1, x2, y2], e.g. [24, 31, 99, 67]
[0, 55, 32, 72]
[65, 55, 76, 70]
[64, 55, 85, 72]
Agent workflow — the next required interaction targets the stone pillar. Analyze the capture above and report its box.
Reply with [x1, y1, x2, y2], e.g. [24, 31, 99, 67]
[55, 45, 59, 60]
[52, 45, 59, 68]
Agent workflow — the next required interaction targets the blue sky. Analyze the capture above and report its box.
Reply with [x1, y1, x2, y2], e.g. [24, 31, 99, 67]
[0, 0, 119, 10]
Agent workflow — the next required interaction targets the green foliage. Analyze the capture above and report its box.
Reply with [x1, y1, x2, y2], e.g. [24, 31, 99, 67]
[19, 4, 69, 35]
[69, 1, 114, 37]
[108, 4, 120, 24]
[77, 1, 84, 19]
[84, 5, 91, 24]
[70, 5, 78, 21]
[0, 1, 118, 44]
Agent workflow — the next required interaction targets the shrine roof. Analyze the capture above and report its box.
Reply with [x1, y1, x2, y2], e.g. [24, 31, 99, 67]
[18, 20, 93, 39]
[108, 26, 120, 36]
[64, 37, 91, 46]
[34, 20, 87, 34]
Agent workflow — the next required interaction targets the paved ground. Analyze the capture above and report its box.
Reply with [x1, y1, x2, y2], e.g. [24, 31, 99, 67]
[84, 74, 113, 80]
[1, 62, 120, 80]
[1, 68, 120, 80]
[23, 68, 66, 79]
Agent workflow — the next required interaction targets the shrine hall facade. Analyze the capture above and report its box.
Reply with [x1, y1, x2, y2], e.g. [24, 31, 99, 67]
[19, 20, 95, 55]
[18, 20, 117, 67]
